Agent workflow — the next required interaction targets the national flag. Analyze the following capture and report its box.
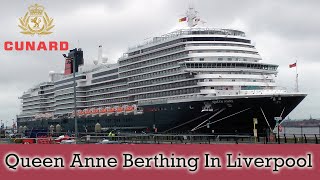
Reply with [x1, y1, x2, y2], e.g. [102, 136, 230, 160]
[179, 17, 187, 22]
[289, 62, 296, 68]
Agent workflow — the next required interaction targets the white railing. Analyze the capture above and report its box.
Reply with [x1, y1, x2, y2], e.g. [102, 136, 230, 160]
[128, 28, 246, 52]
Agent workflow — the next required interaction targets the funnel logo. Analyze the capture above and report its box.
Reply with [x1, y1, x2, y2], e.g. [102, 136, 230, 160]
[18, 4, 54, 35]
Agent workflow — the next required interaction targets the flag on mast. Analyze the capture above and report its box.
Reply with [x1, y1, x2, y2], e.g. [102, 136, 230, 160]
[289, 61, 299, 92]
[289, 62, 297, 68]
[179, 17, 187, 22]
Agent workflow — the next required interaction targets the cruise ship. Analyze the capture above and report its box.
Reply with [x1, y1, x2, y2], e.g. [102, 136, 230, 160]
[17, 7, 306, 134]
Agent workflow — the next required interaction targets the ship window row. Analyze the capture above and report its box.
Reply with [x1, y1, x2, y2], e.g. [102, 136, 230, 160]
[83, 97, 129, 106]
[187, 37, 251, 44]
[40, 107, 54, 111]
[86, 86, 128, 96]
[55, 93, 73, 100]
[55, 88, 87, 98]
[22, 104, 40, 109]
[39, 88, 55, 94]
[54, 75, 86, 86]
[55, 88, 74, 96]
[39, 93, 55, 98]
[126, 35, 249, 61]
[121, 59, 182, 77]
[120, 51, 187, 72]
[91, 74, 119, 84]
[40, 86, 54, 92]
[183, 62, 277, 71]
[39, 98, 55, 103]
[190, 49, 258, 55]
[40, 103, 54, 108]
[195, 57, 257, 62]
[22, 101, 40, 106]
[56, 94, 85, 102]
[198, 71, 266, 76]
[121, 42, 186, 64]
[188, 43, 254, 48]
[121, 45, 185, 67]
[55, 99, 75, 106]
[129, 80, 197, 94]
[54, 83, 76, 91]
[54, 87, 127, 101]
[55, 103, 78, 109]
[22, 97, 40, 103]
[121, 59, 185, 78]
[55, 109, 73, 114]
[84, 86, 127, 96]
[126, 39, 185, 58]
[241, 86, 268, 90]
[128, 67, 181, 82]
[135, 87, 201, 100]
[80, 91, 128, 102]
[22, 108, 40, 112]
[92, 68, 118, 78]
[129, 74, 188, 88]
[39, 94, 55, 99]
[82, 79, 127, 91]
[199, 78, 274, 83]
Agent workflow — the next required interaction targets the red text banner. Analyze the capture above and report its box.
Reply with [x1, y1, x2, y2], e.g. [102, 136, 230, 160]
[0, 145, 319, 180]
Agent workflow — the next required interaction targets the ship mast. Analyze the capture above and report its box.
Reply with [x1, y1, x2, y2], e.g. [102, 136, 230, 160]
[186, 6, 200, 28]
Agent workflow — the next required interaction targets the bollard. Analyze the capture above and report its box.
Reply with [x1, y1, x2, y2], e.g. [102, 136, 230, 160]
[266, 135, 268, 144]
[304, 134, 307, 143]
[294, 134, 297, 144]
[315, 135, 318, 144]
[284, 134, 287, 143]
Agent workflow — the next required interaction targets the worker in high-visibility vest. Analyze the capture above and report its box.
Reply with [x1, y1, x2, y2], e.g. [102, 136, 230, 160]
[108, 131, 115, 137]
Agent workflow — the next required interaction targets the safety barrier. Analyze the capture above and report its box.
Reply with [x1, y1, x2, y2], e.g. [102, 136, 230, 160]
[1, 133, 319, 144]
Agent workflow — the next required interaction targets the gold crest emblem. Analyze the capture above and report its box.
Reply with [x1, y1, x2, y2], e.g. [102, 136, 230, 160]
[18, 4, 54, 35]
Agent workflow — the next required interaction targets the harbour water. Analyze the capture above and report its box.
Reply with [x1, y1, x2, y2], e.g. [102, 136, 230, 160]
[279, 126, 320, 137]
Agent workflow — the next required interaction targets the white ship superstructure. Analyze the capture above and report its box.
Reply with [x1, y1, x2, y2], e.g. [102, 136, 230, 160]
[17, 7, 306, 133]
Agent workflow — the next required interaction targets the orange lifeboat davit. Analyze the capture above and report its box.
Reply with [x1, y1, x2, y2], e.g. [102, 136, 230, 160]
[107, 107, 116, 116]
[99, 107, 107, 116]
[92, 108, 99, 116]
[77, 110, 82, 116]
[116, 106, 124, 115]
[124, 105, 135, 115]
[84, 109, 91, 117]
[125, 105, 134, 112]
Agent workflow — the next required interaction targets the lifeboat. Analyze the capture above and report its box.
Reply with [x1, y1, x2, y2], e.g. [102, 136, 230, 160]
[117, 106, 124, 113]
[115, 106, 124, 115]
[80, 110, 85, 116]
[107, 107, 116, 115]
[125, 105, 134, 112]
[99, 107, 107, 115]
[84, 109, 91, 117]
[77, 110, 82, 116]
[124, 105, 135, 115]
[93, 108, 99, 115]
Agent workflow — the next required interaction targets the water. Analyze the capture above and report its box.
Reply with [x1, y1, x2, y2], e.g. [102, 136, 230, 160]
[279, 126, 320, 137]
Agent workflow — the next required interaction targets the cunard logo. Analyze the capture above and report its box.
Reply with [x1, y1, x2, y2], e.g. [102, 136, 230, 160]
[18, 4, 54, 35]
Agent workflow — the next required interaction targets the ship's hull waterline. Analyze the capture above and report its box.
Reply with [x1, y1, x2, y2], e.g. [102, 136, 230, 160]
[18, 94, 306, 134]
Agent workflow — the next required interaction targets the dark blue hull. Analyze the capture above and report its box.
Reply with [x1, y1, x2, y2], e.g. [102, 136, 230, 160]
[18, 94, 306, 134]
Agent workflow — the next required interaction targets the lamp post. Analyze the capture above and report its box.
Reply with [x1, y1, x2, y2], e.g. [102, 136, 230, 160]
[63, 53, 78, 139]
[72, 56, 78, 138]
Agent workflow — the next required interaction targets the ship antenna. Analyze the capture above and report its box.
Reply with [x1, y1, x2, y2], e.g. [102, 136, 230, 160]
[186, 4, 200, 28]
[295, 59, 299, 92]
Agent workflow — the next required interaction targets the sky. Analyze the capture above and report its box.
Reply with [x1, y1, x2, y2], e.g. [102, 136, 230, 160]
[0, 0, 319, 125]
